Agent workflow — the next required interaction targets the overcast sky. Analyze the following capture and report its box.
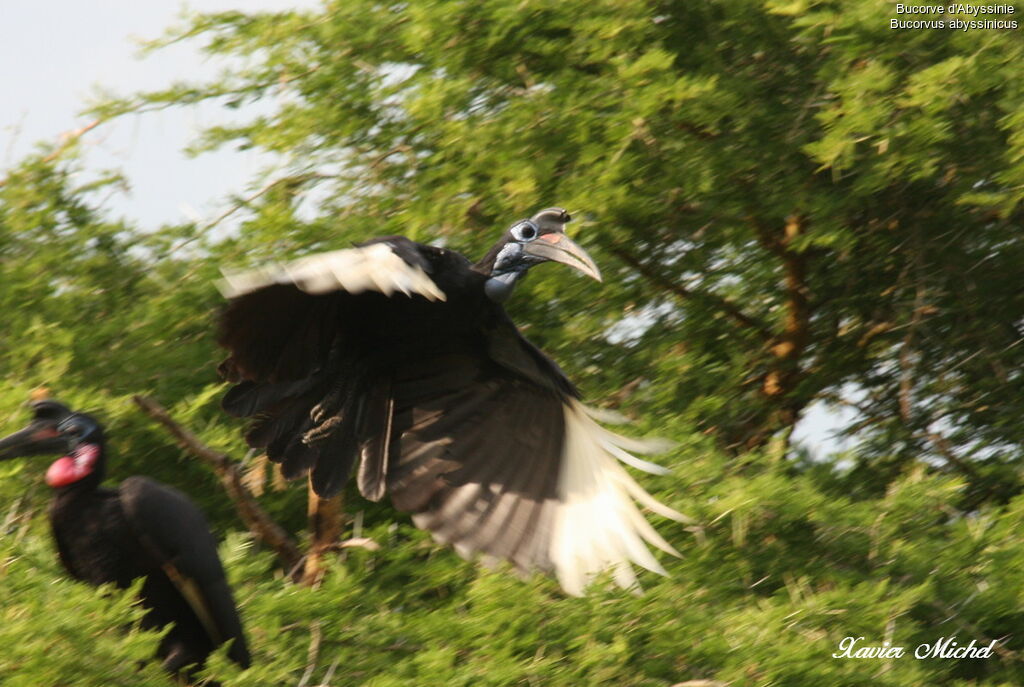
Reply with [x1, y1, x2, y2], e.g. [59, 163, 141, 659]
[1, 0, 319, 229]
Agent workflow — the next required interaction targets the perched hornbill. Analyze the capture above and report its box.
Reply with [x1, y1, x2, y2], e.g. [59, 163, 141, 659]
[0, 396, 251, 676]
[218, 208, 683, 595]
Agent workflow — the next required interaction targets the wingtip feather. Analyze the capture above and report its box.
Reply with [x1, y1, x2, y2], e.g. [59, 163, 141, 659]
[548, 400, 682, 595]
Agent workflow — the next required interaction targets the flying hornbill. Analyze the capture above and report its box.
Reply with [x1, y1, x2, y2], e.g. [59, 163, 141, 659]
[218, 207, 683, 595]
[0, 396, 251, 676]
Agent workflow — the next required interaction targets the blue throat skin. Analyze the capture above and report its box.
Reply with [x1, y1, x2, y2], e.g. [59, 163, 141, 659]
[484, 270, 524, 302]
[484, 241, 535, 303]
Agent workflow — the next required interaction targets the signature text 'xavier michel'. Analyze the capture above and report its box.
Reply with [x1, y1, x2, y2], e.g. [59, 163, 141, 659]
[833, 636, 997, 660]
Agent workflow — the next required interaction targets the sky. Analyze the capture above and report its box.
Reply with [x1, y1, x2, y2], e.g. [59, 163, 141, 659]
[0, 1, 852, 455]
[1, 0, 318, 230]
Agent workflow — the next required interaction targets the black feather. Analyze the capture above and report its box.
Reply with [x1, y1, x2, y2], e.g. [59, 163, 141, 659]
[3, 402, 254, 681]
[216, 229, 675, 591]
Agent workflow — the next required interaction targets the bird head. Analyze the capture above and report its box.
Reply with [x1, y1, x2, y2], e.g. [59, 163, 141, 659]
[0, 396, 106, 489]
[480, 208, 601, 302]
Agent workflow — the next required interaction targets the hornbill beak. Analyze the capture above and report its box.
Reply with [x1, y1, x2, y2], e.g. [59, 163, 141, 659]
[0, 421, 68, 461]
[522, 233, 603, 282]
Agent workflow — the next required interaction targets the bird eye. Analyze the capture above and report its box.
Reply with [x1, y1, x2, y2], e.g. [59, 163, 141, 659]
[514, 222, 538, 242]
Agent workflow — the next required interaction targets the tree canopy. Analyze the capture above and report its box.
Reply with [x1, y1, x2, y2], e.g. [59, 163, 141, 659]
[2, 1, 1023, 685]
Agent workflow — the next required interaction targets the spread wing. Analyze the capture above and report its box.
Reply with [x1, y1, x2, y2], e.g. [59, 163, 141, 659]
[119, 476, 251, 667]
[218, 239, 684, 595]
[219, 240, 446, 302]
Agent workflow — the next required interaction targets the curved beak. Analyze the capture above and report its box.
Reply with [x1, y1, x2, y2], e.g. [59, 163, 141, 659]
[522, 233, 602, 282]
[0, 422, 67, 461]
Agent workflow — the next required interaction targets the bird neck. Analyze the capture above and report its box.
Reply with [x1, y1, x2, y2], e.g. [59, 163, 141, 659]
[483, 269, 527, 302]
[474, 238, 507, 275]
[476, 238, 531, 303]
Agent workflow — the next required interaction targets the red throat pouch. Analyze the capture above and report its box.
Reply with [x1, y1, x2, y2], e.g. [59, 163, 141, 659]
[45, 443, 100, 487]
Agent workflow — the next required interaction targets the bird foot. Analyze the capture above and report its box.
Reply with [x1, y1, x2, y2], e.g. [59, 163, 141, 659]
[302, 414, 344, 445]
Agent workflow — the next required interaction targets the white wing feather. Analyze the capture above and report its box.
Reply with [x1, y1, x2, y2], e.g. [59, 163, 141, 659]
[551, 399, 687, 596]
[218, 243, 446, 301]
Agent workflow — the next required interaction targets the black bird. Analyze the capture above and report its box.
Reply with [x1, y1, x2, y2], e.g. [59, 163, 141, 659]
[0, 396, 251, 676]
[218, 208, 683, 595]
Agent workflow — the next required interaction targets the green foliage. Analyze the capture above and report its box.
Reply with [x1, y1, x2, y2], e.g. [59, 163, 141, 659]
[1, 0, 1023, 685]
[7, 453, 1024, 685]
[0, 531, 169, 686]
[104, 0, 1024, 471]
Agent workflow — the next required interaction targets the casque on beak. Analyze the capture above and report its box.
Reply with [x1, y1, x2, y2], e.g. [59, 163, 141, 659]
[522, 232, 602, 282]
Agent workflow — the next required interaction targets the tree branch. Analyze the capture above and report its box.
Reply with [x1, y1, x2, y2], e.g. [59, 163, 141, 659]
[132, 395, 303, 571]
[922, 431, 981, 482]
[609, 246, 774, 342]
[296, 621, 323, 687]
[751, 216, 811, 387]
[748, 214, 815, 451]
[0, 119, 103, 188]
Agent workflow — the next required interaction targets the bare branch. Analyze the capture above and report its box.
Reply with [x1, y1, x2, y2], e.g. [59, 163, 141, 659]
[215, 172, 333, 227]
[855, 321, 895, 348]
[132, 394, 303, 571]
[297, 621, 323, 687]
